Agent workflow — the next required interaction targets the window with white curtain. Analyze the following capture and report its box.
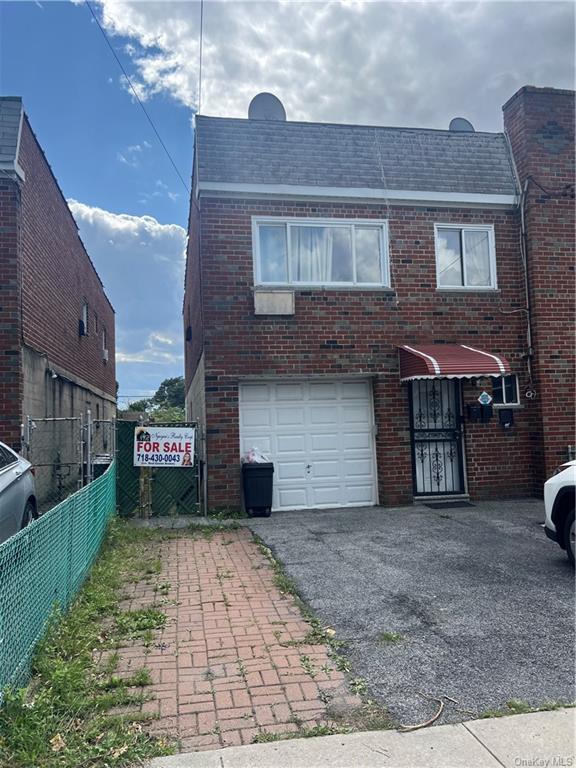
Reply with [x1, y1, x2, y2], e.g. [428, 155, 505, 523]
[253, 217, 389, 287]
[435, 224, 497, 289]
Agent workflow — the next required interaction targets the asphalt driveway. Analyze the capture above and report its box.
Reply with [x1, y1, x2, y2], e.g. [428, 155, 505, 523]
[247, 499, 575, 726]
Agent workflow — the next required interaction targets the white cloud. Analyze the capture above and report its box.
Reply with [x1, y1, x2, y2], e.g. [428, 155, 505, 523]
[117, 140, 151, 168]
[96, 0, 574, 131]
[68, 199, 187, 395]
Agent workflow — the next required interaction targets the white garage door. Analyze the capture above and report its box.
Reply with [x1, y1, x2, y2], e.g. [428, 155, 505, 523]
[239, 380, 377, 511]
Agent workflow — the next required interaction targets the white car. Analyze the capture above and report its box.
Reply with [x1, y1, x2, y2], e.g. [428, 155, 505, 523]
[0, 441, 37, 545]
[544, 460, 575, 566]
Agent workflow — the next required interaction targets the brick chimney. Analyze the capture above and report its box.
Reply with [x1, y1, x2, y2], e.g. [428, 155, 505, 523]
[503, 86, 575, 481]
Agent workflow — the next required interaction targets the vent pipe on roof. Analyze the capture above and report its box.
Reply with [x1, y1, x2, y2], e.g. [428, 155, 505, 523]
[449, 117, 475, 132]
[248, 93, 286, 121]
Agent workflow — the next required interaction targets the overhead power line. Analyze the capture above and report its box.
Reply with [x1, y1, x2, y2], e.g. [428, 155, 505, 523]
[85, 0, 190, 194]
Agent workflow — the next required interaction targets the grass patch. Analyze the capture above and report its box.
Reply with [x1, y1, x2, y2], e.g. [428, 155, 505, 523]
[480, 699, 575, 719]
[0, 520, 175, 768]
[377, 631, 404, 644]
[252, 724, 341, 744]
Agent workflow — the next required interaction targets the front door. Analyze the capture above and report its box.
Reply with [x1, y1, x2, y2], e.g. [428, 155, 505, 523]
[409, 379, 465, 496]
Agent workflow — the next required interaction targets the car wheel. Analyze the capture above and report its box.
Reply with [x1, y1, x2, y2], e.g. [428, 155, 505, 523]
[20, 500, 36, 530]
[563, 508, 575, 567]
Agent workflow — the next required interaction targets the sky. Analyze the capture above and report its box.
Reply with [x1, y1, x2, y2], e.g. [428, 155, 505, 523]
[0, 0, 574, 403]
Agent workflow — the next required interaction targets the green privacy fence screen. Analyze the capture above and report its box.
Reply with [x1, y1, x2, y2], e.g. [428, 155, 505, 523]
[0, 462, 117, 691]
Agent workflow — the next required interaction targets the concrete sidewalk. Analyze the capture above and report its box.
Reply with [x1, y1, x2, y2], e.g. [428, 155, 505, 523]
[148, 708, 575, 768]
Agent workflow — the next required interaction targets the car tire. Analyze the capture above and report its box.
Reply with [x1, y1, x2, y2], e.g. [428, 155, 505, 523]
[563, 508, 575, 567]
[20, 500, 36, 530]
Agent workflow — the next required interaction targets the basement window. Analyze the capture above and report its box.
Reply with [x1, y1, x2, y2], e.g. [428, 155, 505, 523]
[435, 224, 497, 289]
[253, 217, 390, 287]
[492, 375, 519, 406]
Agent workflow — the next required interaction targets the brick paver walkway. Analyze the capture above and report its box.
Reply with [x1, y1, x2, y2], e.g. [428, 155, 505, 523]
[116, 528, 361, 751]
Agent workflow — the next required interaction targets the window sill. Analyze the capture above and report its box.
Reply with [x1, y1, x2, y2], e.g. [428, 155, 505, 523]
[436, 287, 500, 293]
[253, 285, 395, 293]
[493, 402, 523, 409]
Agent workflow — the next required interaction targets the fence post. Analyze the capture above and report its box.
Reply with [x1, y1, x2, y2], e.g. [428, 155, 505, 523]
[86, 409, 92, 486]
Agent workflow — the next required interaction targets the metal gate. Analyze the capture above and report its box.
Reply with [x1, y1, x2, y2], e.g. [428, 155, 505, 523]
[23, 413, 115, 512]
[409, 379, 465, 496]
[116, 420, 199, 517]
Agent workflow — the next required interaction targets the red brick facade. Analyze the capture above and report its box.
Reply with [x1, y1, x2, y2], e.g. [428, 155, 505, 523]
[185, 86, 574, 511]
[0, 113, 115, 450]
[0, 179, 22, 448]
[503, 87, 575, 483]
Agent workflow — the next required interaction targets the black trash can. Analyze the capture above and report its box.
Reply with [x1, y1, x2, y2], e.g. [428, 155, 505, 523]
[242, 462, 274, 517]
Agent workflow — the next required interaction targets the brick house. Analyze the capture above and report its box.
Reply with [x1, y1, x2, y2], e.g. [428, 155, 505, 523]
[184, 86, 574, 513]
[0, 97, 116, 499]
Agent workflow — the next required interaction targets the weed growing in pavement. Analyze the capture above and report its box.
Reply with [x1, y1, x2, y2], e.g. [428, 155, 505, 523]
[299, 655, 317, 679]
[153, 582, 171, 595]
[252, 724, 343, 743]
[115, 608, 167, 638]
[0, 520, 175, 768]
[188, 521, 241, 541]
[480, 699, 575, 719]
[251, 531, 396, 733]
[377, 631, 404, 644]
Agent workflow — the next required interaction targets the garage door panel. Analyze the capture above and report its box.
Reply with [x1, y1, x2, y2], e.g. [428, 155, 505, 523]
[343, 432, 372, 451]
[241, 384, 271, 403]
[347, 484, 375, 504]
[276, 407, 305, 426]
[278, 487, 308, 509]
[342, 405, 371, 424]
[239, 380, 376, 511]
[277, 434, 306, 454]
[241, 409, 271, 428]
[309, 406, 339, 425]
[310, 433, 339, 452]
[309, 382, 338, 400]
[341, 381, 370, 399]
[344, 458, 374, 478]
[312, 486, 342, 506]
[275, 383, 304, 401]
[277, 462, 307, 480]
[313, 460, 340, 479]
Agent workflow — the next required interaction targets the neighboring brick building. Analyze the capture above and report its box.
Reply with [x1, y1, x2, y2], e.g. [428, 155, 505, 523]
[184, 87, 574, 513]
[0, 97, 116, 500]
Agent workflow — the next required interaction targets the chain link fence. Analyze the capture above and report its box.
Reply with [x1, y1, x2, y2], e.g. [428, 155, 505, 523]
[0, 461, 116, 690]
[23, 413, 116, 513]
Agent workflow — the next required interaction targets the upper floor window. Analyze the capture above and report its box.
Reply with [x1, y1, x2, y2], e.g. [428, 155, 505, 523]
[435, 224, 497, 289]
[80, 301, 89, 336]
[253, 217, 390, 287]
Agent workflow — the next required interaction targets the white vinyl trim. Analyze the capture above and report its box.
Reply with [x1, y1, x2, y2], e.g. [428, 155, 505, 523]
[460, 344, 507, 375]
[402, 345, 441, 376]
[198, 181, 517, 209]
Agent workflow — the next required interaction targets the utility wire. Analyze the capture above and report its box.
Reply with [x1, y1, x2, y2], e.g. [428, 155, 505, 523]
[198, 0, 204, 115]
[85, 0, 190, 194]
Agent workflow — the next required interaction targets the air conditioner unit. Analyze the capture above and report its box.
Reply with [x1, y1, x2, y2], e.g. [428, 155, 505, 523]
[103, 349, 109, 362]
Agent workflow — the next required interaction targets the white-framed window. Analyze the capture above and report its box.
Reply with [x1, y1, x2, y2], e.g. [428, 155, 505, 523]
[101, 327, 107, 352]
[252, 217, 390, 287]
[492, 374, 519, 405]
[434, 224, 497, 289]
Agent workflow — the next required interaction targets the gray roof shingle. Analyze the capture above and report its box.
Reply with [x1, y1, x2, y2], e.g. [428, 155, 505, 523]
[0, 97, 23, 168]
[196, 116, 518, 196]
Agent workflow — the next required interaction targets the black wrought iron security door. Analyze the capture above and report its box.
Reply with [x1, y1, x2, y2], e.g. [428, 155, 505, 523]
[409, 380, 465, 495]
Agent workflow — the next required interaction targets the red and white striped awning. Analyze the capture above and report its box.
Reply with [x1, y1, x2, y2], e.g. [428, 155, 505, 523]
[399, 344, 511, 381]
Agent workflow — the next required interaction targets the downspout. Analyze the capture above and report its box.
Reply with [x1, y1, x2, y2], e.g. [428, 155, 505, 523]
[519, 179, 534, 386]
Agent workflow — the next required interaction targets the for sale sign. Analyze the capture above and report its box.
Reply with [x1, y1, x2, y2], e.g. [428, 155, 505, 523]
[133, 426, 195, 467]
